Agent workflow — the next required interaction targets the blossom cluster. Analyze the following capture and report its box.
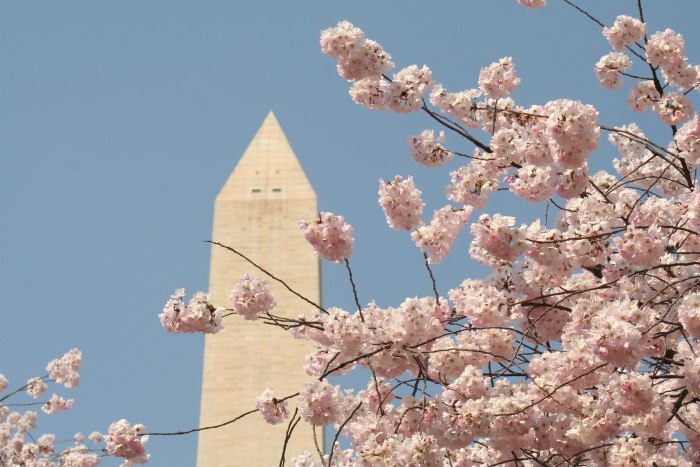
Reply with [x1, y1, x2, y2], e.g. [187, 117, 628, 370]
[104, 419, 149, 465]
[229, 273, 276, 320]
[478, 56, 520, 99]
[46, 348, 82, 389]
[595, 14, 698, 128]
[322, 21, 434, 114]
[255, 388, 289, 425]
[378, 175, 425, 230]
[0, 351, 112, 467]
[299, 212, 354, 263]
[411, 206, 472, 264]
[407, 130, 454, 168]
[155, 4, 699, 466]
[159, 288, 224, 334]
[268, 8, 700, 465]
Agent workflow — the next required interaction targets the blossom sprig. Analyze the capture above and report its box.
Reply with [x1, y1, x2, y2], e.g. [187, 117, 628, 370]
[105, 419, 149, 465]
[229, 273, 276, 321]
[159, 288, 224, 334]
[299, 212, 354, 263]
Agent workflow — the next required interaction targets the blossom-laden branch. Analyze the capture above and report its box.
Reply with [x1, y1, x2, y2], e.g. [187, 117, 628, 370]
[151, 3, 700, 467]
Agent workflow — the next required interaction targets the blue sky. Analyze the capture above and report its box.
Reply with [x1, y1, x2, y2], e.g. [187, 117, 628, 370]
[1, 1, 698, 465]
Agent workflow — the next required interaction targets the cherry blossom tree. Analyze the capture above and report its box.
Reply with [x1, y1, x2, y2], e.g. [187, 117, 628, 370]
[161, 1, 699, 466]
[3, 1, 698, 466]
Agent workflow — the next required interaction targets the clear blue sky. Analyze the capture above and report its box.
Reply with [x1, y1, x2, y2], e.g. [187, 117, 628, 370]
[1, 1, 698, 465]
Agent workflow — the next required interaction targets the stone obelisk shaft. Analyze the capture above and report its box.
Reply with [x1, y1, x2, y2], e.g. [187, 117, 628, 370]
[197, 111, 320, 467]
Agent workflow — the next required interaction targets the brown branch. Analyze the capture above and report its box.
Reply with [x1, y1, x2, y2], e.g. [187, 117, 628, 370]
[327, 402, 362, 467]
[423, 252, 440, 302]
[344, 258, 364, 321]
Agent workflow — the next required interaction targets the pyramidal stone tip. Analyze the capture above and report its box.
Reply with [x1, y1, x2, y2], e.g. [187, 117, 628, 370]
[217, 110, 315, 200]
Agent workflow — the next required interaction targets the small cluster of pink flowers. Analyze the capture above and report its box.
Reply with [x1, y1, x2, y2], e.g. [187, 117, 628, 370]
[105, 419, 149, 465]
[594, 52, 632, 90]
[299, 212, 354, 263]
[385, 65, 433, 113]
[407, 129, 454, 168]
[515, 0, 546, 9]
[597, 16, 698, 128]
[319, 20, 393, 82]
[449, 279, 511, 327]
[378, 175, 425, 230]
[322, 21, 434, 115]
[613, 224, 666, 269]
[652, 91, 695, 126]
[445, 157, 500, 209]
[411, 205, 472, 264]
[159, 288, 224, 334]
[46, 348, 82, 389]
[41, 393, 74, 414]
[676, 116, 700, 168]
[0, 353, 111, 467]
[26, 377, 47, 399]
[429, 85, 483, 129]
[627, 80, 660, 113]
[678, 292, 700, 339]
[543, 99, 599, 169]
[478, 56, 520, 99]
[471, 213, 528, 263]
[603, 15, 647, 51]
[255, 388, 289, 425]
[646, 29, 692, 85]
[229, 273, 276, 320]
[297, 380, 347, 426]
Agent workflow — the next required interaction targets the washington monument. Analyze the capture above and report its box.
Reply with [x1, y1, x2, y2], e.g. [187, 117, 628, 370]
[197, 111, 321, 466]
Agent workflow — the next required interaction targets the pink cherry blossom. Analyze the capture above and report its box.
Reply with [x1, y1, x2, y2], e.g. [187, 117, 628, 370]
[26, 378, 47, 399]
[411, 205, 472, 264]
[646, 28, 686, 71]
[160, 289, 224, 334]
[407, 129, 454, 168]
[320, 21, 394, 82]
[478, 57, 520, 99]
[627, 80, 661, 113]
[385, 65, 433, 114]
[299, 212, 354, 263]
[297, 380, 347, 426]
[594, 52, 632, 89]
[515, 0, 547, 9]
[378, 175, 425, 230]
[471, 213, 528, 263]
[429, 85, 483, 128]
[676, 116, 700, 168]
[652, 91, 695, 125]
[544, 99, 599, 169]
[603, 15, 647, 51]
[229, 273, 276, 320]
[46, 348, 82, 389]
[42, 393, 74, 414]
[255, 388, 290, 425]
[348, 77, 389, 110]
[445, 157, 502, 209]
[678, 292, 700, 339]
[105, 419, 149, 465]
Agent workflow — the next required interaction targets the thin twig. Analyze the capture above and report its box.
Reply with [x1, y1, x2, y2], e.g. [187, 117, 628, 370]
[344, 258, 364, 321]
[327, 403, 362, 467]
[423, 252, 440, 302]
[144, 409, 258, 436]
[279, 408, 301, 467]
